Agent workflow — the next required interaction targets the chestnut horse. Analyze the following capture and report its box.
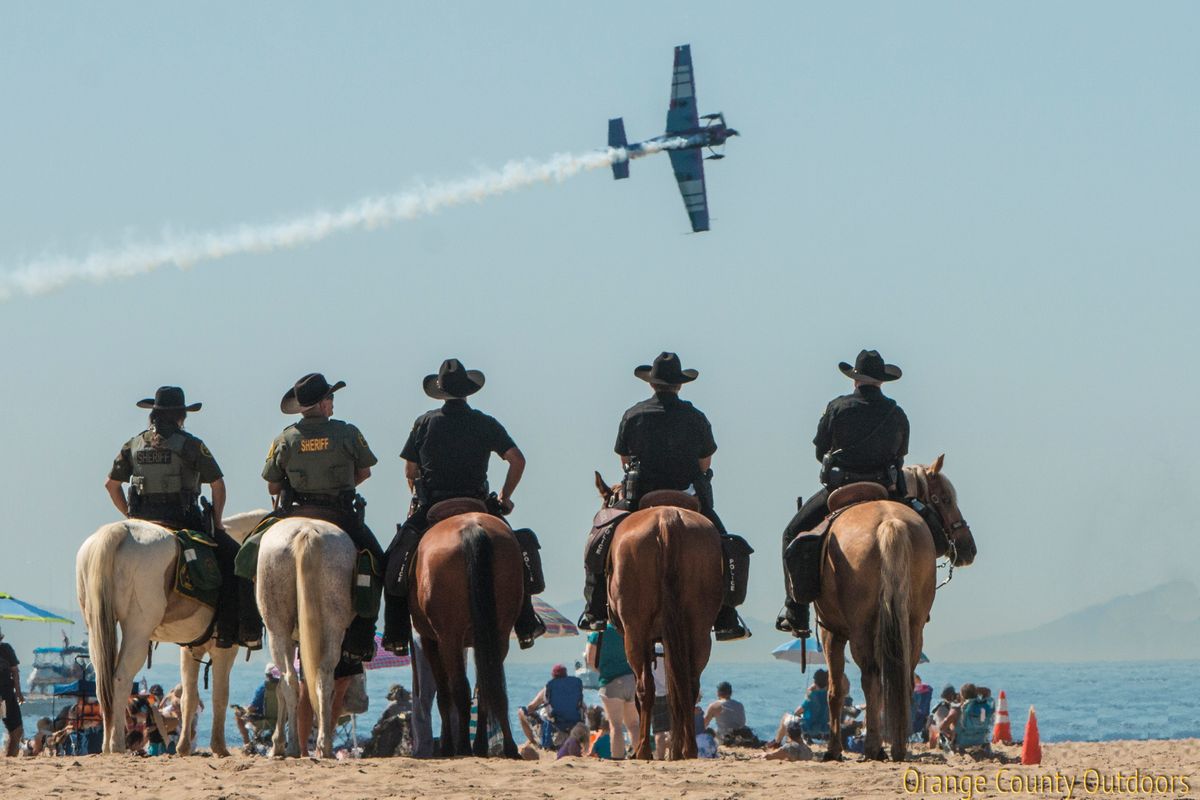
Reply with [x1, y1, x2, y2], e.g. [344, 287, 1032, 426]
[817, 455, 976, 762]
[410, 512, 523, 758]
[595, 474, 724, 760]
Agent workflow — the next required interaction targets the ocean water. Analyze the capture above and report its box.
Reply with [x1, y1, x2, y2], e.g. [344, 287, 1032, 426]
[119, 656, 1200, 750]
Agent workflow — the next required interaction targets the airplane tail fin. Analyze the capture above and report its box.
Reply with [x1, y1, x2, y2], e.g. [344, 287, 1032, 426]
[608, 118, 630, 180]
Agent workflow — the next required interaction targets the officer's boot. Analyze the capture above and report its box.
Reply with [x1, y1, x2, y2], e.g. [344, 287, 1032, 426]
[237, 577, 263, 650]
[514, 593, 546, 649]
[775, 599, 811, 637]
[577, 565, 609, 632]
[382, 597, 413, 657]
[341, 616, 377, 663]
[714, 606, 750, 641]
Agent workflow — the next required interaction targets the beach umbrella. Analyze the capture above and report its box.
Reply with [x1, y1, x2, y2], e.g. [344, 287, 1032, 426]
[0, 592, 74, 623]
[771, 637, 825, 665]
[771, 639, 929, 667]
[515, 597, 578, 639]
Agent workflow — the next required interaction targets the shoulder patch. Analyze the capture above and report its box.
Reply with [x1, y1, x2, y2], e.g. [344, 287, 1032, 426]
[266, 440, 277, 461]
[357, 432, 368, 448]
[199, 442, 212, 458]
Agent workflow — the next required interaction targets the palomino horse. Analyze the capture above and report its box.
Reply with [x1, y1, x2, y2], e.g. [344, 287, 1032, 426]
[817, 455, 976, 762]
[257, 517, 359, 759]
[410, 511, 523, 758]
[75, 509, 267, 755]
[595, 474, 724, 760]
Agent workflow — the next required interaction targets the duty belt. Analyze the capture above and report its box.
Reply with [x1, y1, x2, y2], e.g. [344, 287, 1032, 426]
[291, 492, 349, 509]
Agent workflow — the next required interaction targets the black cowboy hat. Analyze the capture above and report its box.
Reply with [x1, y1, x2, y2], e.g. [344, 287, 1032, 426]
[136, 386, 202, 412]
[839, 349, 902, 383]
[423, 358, 485, 400]
[280, 373, 346, 414]
[634, 352, 698, 385]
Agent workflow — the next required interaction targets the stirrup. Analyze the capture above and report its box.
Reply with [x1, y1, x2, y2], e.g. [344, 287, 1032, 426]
[380, 637, 410, 658]
[714, 610, 751, 642]
[576, 611, 607, 632]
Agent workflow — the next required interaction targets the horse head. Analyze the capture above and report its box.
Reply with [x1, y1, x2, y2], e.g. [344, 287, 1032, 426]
[906, 454, 976, 567]
[593, 471, 624, 508]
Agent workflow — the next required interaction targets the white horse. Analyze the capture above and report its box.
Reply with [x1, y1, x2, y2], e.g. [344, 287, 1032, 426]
[256, 518, 356, 758]
[75, 509, 268, 755]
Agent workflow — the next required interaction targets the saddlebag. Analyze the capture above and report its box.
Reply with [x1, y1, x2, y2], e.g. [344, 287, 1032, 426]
[783, 531, 825, 605]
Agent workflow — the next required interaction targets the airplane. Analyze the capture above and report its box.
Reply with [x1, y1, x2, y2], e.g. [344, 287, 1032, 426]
[607, 44, 738, 232]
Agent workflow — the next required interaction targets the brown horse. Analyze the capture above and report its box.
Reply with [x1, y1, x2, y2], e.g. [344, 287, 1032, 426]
[595, 474, 724, 760]
[410, 512, 523, 758]
[817, 455, 976, 762]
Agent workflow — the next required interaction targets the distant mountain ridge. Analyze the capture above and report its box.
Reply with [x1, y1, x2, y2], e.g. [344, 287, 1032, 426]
[943, 579, 1200, 662]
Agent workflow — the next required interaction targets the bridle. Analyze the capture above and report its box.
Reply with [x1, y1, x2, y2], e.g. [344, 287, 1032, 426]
[909, 466, 971, 588]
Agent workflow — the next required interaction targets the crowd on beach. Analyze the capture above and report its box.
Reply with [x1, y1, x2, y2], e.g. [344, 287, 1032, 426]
[3, 615, 999, 760]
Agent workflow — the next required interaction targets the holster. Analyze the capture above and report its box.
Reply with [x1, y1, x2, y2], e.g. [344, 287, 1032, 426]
[512, 528, 545, 595]
[720, 533, 753, 607]
[783, 531, 825, 605]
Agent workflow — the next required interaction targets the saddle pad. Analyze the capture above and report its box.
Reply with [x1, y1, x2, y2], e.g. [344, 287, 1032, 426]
[174, 529, 220, 609]
[637, 490, 701, 512]
[827, 481, 888, 513]
[427, 497, 489, 525]
[234, 515, 282, 580]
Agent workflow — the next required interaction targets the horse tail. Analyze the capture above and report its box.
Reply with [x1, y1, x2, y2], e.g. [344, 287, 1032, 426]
[875, 516, 914, 751]
[294, 525, 324, 710]
[462, 524, 508, 730]
[659, 511, 694, 739]
[82, 524, 126, 722]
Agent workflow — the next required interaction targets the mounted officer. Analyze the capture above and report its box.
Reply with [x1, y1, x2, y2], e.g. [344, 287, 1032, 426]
[262, 373, 387, 662]
[776, 349, 944, 635]
[382, 358, 546, 657]
[577, 352, 753, 641]
[104, 386, 256, 649]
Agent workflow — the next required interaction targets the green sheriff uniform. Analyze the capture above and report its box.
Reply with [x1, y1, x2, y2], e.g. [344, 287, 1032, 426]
[110, 428, 221, 527]
[262, 383, 386, 662]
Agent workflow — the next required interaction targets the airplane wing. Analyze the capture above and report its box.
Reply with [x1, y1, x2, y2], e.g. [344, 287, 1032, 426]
[666, 45, 699, 135]
[669, 147, 709, 232]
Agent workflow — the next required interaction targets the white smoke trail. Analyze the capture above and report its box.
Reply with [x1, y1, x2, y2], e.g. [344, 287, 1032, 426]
[0, 138, 687, 302]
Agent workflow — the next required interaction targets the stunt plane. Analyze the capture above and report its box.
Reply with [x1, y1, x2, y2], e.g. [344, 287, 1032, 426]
[607, 44, 738, 232]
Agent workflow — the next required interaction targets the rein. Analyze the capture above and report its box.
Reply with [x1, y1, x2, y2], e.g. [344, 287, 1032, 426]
[908, 467, 968, 590]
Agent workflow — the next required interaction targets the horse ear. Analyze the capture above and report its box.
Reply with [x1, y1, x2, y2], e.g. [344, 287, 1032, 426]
[930, 454, 945, 474]
[594, 471, 612, 500]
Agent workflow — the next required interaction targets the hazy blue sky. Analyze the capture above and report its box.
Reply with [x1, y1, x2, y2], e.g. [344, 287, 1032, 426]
[2, 3, 1198, 661]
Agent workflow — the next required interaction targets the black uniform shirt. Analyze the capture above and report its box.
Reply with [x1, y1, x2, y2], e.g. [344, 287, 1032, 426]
[401, 400, 516, 496]
[615, 392, 717, 491]
[813, 385, 909, 470]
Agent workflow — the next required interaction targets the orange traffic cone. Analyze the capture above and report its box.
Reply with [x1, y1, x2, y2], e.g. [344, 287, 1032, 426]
[1021, 706, 1042, 765]
[992, 690, 1012, 743]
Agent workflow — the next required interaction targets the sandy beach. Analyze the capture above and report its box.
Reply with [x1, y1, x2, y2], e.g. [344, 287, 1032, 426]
[3, 740, 1197, 800]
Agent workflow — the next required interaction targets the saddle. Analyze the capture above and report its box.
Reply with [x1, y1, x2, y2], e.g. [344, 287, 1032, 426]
[637, 490, 701, 512]
[426, 497, 490, 526]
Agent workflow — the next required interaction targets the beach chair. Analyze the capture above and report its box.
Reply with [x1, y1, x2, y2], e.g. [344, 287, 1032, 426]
[943, 695, 996, 755]
[910, 684, 933, 742]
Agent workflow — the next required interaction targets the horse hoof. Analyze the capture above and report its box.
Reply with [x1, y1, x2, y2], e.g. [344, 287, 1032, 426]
[823, 751, 844, 762]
